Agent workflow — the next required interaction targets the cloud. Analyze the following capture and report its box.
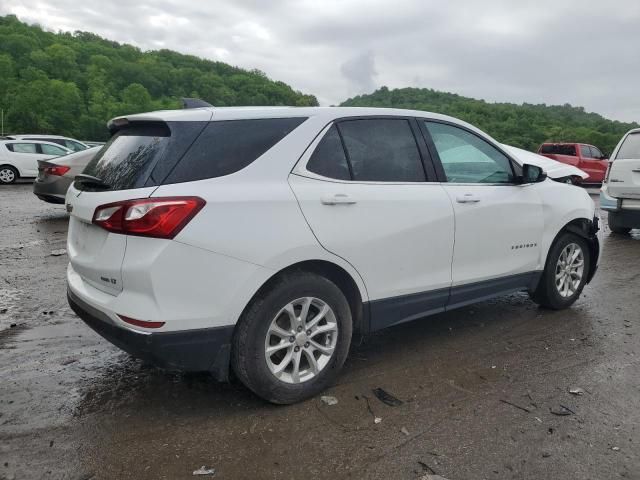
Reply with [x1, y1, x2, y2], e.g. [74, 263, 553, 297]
[340, 51, 377, 98]
[1, 0, 639, 122]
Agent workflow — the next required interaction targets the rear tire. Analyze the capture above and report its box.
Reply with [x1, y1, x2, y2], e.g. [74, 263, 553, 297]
[608, 213, 631, 235]
[530, 232, 590, 310]
[231, 271, 352, 404]
[0, 166, 18, 184]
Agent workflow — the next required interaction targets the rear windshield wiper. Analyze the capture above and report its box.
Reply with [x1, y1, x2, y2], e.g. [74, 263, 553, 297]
[74, 174, 111, 190]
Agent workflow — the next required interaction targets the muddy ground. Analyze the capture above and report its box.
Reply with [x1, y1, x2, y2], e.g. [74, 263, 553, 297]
[0, 182, 639, 480]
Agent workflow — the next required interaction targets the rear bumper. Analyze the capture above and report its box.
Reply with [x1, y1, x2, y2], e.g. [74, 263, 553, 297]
[67, 288, 234, 380]
[608, 209, 640, 228]
[35, 193, 65, 204]
[33, 176, 71, 203]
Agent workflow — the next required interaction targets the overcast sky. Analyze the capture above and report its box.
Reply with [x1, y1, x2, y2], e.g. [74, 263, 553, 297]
[2, 0, 639, 122]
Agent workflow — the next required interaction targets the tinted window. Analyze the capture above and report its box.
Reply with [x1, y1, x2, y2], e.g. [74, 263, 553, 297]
[12, 143, 37, 154]
[540, 144, 576, 156]
[306, 125, 350, 180]
[337, 119, 425, 182]
[81, 122, 206, 191]
[616, 133, 640, 159]
[165, 118, 306, 184]
[425, 122, 514, 184]
[580, 145, 593, 158]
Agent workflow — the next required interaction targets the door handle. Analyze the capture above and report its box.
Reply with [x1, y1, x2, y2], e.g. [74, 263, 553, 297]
[321, 193, 357, 205]
[456, 194, 481, 204]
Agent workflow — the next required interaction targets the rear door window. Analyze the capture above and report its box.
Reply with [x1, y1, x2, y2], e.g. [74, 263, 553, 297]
[164, 117, 307, 184]
[11, 143, 37, 154]
[337, 119, 426, 182]
[616, 133, 640, 159]
[306, 125, 351, 180]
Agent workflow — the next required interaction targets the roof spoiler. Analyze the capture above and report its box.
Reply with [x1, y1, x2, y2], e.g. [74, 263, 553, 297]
[181, 98, 214, 109]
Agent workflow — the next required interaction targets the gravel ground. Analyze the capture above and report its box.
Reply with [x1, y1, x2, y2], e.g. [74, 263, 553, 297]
[0, 183, 639, 480]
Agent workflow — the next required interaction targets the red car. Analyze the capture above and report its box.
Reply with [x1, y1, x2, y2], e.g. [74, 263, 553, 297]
[537, 143, 608, 184]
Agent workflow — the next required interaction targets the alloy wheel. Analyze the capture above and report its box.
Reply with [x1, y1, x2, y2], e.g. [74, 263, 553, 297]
[264, 297, 338, 384]
[555, 242, 584, 298]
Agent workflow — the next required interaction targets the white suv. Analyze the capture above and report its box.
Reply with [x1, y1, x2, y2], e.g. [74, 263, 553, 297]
[600, 128, 640, 233]
[66, 107, 601, 404]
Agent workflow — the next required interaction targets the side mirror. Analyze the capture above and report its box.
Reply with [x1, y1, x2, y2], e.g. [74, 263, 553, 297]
[522, 164, 547, 183]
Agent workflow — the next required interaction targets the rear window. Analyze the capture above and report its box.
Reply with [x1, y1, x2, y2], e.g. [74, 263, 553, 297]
[616, 133, 640, 159]
[540, 144, 576, 156]
[78, 118, 306, 191]
[164, 117, 306, 184]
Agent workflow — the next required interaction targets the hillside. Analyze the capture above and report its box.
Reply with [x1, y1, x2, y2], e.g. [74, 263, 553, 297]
[0, 15, 318, 141]
[341, 87, 638, 154]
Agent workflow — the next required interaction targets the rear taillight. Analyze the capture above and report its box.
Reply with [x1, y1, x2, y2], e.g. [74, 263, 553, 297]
[92, 196, 205, 239]
[604, 161, 612, 183]
[43, 165, 71, 176]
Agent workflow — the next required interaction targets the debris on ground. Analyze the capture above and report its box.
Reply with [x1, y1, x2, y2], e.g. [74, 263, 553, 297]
[0, 308, 7, 314]
[374, 417, 382, 424]
[192, 466, 216, 476]
[611, 446, 620, 452]
[569, 387, 585, 395]
[320, 395, 338, 406]
[499, 399, 531, 413]
[420, 474, 449, 480]
[550, 405, 575, 416]
[50, 249, 67, 256]
[9, 323, 16, 328]
[542, 452, 551, 458]
[372, 387, 403, 407]
[400, 426, 410, 436]
[60, 358, 78, 366]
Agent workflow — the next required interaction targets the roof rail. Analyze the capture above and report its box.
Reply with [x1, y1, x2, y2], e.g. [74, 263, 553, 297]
[181, 98, 214, 109]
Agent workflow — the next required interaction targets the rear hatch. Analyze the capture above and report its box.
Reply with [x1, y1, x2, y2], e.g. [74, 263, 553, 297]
[607, 132, 640, 199]
[66, 115, 211, 295]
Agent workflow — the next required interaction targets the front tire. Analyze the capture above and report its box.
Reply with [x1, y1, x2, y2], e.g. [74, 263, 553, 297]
[530, 233, 590, 309]
[0, 166, 18, 184]
[232, 271, 352, 404]
[608, 213, 631, 235]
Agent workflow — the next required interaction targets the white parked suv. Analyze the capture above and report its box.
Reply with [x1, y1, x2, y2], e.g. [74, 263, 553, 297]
[600, 128, 640, 233]
[66, 106, 601, 404]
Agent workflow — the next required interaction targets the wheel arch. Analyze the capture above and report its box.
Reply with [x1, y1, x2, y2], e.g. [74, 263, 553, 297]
[545, 217, 600, 284]
[240, 259, 367, 336]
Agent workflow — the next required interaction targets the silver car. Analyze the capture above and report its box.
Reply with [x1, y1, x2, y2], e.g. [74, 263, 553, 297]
[33, 147, 100, 204]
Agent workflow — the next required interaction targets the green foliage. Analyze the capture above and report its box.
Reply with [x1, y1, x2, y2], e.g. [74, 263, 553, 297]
[0, 15, 318, 140]
[341, 86, 639, 154]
